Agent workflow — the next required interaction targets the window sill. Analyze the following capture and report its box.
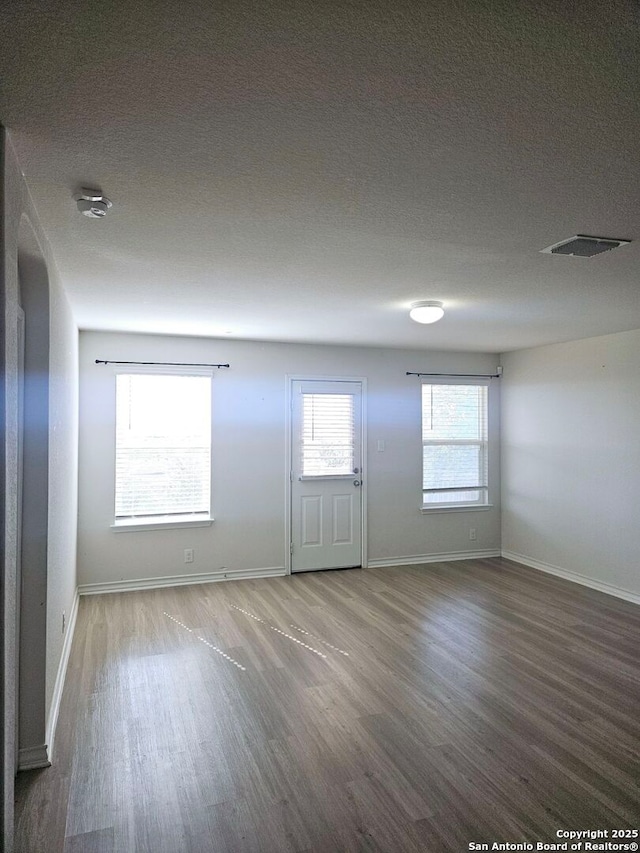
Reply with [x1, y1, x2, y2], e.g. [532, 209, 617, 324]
[420, 504, 494, 515]
[111, 515, 214, 533]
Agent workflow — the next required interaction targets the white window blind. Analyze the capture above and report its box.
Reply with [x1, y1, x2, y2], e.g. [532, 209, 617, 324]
[422, 383, 488, 506]
[115, 373, 212, 520]
[301, 393, 354, 476]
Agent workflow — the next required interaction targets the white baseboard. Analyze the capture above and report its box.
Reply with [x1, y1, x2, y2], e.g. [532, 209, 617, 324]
[18, 744, 51, 771]
[501, 550, 640, 606]
[45, 587, 79, 762]
[367, 549, 501, 569]
[78, 566, 286, 596]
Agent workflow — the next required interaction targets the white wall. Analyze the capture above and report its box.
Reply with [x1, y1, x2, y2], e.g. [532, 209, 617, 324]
[501, 329, 640, 601]
[45, 269, 79, 736]
[1, 129, 78, 850]
[78, 331, 501, 587]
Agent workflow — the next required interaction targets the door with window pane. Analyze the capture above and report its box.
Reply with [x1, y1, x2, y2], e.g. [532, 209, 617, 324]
[290, 380, 363, 572]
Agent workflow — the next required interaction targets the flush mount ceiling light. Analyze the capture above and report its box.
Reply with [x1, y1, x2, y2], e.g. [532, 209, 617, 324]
[409, 301, 445, 324]
[74, 187, 112, 218]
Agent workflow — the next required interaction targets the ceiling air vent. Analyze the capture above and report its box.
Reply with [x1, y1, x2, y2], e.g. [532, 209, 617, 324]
[540, 235, 631, 258]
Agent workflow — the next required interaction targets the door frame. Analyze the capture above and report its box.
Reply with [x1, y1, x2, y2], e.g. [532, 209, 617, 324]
[15, 306, 25, 773]
[285, 375, 368, 575]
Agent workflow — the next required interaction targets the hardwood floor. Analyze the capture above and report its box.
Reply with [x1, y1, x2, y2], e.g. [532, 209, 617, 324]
[15, 558, 640, 852]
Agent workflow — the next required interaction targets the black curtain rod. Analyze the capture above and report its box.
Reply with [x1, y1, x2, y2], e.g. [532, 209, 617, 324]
[96, 360, 230, 368]
[406, 370, 501, 379]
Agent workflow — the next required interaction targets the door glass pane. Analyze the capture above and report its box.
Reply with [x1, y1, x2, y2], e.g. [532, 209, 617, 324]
[302, 393, 354, 476]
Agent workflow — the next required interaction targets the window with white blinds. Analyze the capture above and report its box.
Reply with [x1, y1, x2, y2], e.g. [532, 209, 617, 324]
[422, 383, 488, 507]
[301, 393, 354, 476]
[115, 373, 212, 522]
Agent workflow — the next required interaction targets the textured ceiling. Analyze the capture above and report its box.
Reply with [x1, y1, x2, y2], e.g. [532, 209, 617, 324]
[2, 0, 639, 351]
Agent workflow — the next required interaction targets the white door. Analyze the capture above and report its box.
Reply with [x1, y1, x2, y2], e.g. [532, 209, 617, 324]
[290, 380, 363, 572]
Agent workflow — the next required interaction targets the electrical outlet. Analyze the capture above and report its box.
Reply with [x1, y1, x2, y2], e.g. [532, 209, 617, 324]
[62, 611, 66, 634]
[469, 528, 477, 541]
[184, 548, 194, 564]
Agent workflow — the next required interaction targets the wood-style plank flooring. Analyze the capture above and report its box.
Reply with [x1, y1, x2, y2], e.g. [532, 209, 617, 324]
[15, 558, 640, 852]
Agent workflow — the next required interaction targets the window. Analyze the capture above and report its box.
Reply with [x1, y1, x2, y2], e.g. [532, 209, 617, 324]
[301, 393, 354, 476]
[422, 383, 488, 508]
[114, 372, 212, 528]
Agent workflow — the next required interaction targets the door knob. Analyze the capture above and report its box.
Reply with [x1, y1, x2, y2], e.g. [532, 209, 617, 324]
[353, 479, 361, 487]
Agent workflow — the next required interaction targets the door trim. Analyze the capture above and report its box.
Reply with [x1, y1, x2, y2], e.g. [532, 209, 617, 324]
[15, 306, 25, 774]
[285, 375, 367, 575]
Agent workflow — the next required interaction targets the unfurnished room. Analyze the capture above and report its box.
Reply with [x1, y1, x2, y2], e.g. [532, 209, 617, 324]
[1, 2, 639, 852]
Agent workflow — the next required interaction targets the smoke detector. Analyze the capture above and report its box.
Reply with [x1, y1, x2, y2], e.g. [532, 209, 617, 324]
[74, 187, 112, 218]
[540, 235, 630, 258]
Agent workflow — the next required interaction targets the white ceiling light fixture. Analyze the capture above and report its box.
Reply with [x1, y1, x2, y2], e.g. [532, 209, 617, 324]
[74, 187, 113, 218]
[409, 300, 445, 324]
